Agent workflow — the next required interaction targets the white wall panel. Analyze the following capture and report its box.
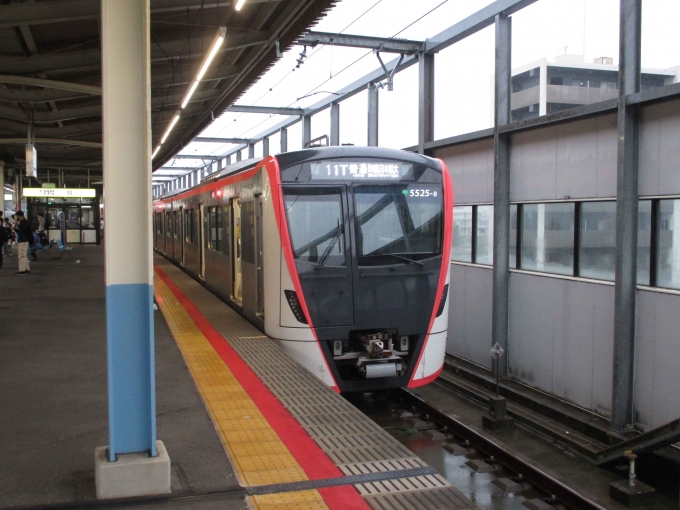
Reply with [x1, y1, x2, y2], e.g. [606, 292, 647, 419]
[635, 290, 680, 430]
[508, 272, 614, 415]
[447, 263, 493, 369]
[510, 114, 617, 201]
[435, 138, 493, 205]
[639, 99, 680, 196]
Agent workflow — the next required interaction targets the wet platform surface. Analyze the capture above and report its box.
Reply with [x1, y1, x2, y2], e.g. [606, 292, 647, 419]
[0, 246, 242, 509]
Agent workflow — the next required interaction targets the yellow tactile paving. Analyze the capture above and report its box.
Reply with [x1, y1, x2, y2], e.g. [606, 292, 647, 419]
[154, 274, 329, 510]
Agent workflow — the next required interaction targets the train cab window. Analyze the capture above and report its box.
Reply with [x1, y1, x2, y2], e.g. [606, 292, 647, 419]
[185, 209, 194, 243]
[283, 189, 346, 267]
[354, 185, 442, 265]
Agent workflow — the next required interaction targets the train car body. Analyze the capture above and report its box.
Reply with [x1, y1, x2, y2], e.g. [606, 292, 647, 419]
[153, 147, 453, 393]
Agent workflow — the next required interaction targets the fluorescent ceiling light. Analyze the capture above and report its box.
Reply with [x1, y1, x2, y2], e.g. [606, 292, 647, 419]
[160, 114, 180, 144]
[196, 28, 226, 81]
[152, 146, 161, 159]
[235, 0, 246, 11]
[181, 80, 200, 109]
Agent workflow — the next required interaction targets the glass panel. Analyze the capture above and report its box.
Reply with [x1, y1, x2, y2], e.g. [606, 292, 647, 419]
[657, 199, 680, 289]
[522, 203, 575, 276]
[174, 211, 180, 239]
[638, 200, 652, 285]
[510, 204, 517, 268]
[81, 207, 95, 228]
[476, 205, 494, 265]
[580, 202, 616, 280]
[48, 208, 62, 231]
[354, 185, 442, 265]
[284, 191, 345, 267]
[216, 207, 223, 252]
[452, 205, 473, 263]
[185, 209, 193, 243]
[66, 207, 80, 229]
[209, 207, 217, 249]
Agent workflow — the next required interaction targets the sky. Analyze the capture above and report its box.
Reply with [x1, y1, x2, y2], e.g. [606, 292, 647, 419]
[158, 0, 680, 177]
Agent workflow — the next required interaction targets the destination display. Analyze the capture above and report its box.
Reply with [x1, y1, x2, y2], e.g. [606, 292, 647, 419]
[23, 188, 96, 198]
[310, 160, 413, 180]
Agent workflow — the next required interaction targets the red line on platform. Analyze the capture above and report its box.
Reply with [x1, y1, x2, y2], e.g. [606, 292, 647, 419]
[154, 265, 369, 510]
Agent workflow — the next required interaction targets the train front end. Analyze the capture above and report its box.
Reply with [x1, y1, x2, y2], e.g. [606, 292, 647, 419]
[275, 147, 452, 392]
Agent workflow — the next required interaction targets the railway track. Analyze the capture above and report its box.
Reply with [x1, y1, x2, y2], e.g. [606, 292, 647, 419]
[391, 386, 609, 510]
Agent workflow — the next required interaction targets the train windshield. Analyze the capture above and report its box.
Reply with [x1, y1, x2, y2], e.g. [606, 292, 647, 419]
[283, 189, 346, 267]
[355, 184, 442, 265]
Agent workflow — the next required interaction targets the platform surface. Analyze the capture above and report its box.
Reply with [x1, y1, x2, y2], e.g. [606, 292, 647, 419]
[153, 255, 478, 510]
[0, 247, 243, 509]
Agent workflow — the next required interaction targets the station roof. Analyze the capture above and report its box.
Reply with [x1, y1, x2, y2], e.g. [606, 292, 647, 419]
[0, 0, 337, 183]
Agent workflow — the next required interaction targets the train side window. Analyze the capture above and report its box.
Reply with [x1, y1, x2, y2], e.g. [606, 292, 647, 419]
[283, 189, 345, 267]
[208, 206, 223, 252]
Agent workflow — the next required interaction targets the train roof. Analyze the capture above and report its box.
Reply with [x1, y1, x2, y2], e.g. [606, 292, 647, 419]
[155, 146, 442, 202]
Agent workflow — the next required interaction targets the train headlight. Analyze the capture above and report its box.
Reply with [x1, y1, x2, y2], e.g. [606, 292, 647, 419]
[400, 336, 409, 351]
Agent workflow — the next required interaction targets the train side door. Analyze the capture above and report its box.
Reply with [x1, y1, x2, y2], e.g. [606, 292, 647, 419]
[255, 195, 264, 318]
[179, 206, 184, 265]
[198, 204, 205, 279]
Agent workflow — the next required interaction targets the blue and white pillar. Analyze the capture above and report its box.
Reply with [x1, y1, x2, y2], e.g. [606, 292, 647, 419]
[101, 0, 156, 461]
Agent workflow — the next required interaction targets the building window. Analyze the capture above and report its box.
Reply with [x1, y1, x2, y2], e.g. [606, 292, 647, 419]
[185, 209, 194, 243]
[579, 202, 616, 280]
[452, 206, 473, 262]
[510, 205, 518, 269]
[656, 199, 680, 290]
[521, 203, 575, 276]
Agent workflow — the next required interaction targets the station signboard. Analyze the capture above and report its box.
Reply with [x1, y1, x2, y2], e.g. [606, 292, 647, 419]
[23, 188, 96, 198]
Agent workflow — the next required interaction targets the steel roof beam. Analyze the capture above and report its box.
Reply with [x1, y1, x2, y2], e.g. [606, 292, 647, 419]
[298, 31, 424, 54]
[193, 137, 251, 144]
[0, 103, 101, 124]
[0, 137, 102, 148]
[226, 105, 305, 115]
[171, 155, 219, 160]
[0, 75, 101, 95]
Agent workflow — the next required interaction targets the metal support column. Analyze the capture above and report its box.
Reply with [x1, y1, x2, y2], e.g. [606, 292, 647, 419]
[492, 13, 512, 379]
[236, 150, 242, 162]
[612, 0, 642, 432]
[302, 115, 311, 148]
[418, 53, 434, 155]
[248, 143, 255, 159]
[367, 84, 379, 147]
[263, 137, 269, 157]
[280, 127, 288, 153]
[330, 103, 340, 146]
[99, 2, 169, 496]
[0, 161, 4, 214]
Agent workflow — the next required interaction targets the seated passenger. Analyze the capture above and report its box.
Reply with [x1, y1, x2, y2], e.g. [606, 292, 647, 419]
[29, 232, 44, 260]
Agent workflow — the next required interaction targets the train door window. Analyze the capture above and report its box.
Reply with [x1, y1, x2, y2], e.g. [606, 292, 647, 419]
[179, 207, 185, 265]
[283, 189, 345, 266]
[199, 204, 205, 279]
[174, 211, 180, 239]
[255, 196, 264, 317]
[185, 209, 193, 243]
[167, 211, 173, 238]
[209, 207, 216, 250]
[231, 199, 242, 304]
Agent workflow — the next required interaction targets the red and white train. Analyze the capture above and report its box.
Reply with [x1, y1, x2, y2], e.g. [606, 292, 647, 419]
[153, 146, 452, 392]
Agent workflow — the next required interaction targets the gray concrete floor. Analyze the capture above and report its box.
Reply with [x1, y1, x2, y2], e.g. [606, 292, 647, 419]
[0, 246, 244, 509]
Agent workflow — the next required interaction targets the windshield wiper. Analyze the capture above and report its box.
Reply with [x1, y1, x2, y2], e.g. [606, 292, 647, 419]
[316, 220, 341, 269]
[368, 253, 424, 266]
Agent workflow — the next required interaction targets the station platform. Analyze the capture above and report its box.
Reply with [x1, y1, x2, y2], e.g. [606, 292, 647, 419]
[0, 246, 477, 509]
[153, 256, 476, 510]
